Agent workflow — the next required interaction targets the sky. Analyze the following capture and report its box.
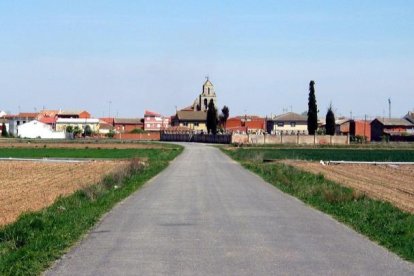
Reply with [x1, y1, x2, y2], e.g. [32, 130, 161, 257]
[0, 0, 413, 119]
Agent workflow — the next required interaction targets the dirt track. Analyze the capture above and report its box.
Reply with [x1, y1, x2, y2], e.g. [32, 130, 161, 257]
[0, 161, 128, 226]
[285, 161, 414, 213]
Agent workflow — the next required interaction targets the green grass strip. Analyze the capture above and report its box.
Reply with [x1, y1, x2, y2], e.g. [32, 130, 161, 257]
[224, 147, 414, 162]
[0, 147, 180, 160]
[0, 147, 183, 275]
[222, 149, 414, 262]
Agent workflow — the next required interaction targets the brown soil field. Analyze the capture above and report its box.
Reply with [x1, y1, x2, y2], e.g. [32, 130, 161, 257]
[284, 160, 414, 213]
[0, 160, 128, 226]
[0, 141, 164, 149]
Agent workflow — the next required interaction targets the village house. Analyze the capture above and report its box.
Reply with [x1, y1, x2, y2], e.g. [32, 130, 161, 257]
[266, 112, 308, 135]
[370, 118, 414, 141]
[7, 112, 38, 136]
[404, 111, 414, 124]
[113, 118, 144, 133]
[172, 110, 207, 131]
[144, 110, 170, 131]
[226, 116, 265, 134]
[98, 120, 114, 135]
[339, 119, 371, 141]
[17, 120, 65, 139]
[55, 118, 100, 134]
[56, 110, 91, 119]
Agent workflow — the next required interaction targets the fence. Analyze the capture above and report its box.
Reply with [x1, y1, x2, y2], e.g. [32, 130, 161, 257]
[232, 134, 349, 145]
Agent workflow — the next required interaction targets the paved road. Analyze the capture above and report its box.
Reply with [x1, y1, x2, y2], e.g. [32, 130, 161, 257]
[47, 143, 414, 275]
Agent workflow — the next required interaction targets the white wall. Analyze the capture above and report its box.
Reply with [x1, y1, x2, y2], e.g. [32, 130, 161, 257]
[18, 120, 66, 139]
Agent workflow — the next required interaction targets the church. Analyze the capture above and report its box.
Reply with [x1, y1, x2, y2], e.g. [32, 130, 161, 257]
[172, 78, 218, 131]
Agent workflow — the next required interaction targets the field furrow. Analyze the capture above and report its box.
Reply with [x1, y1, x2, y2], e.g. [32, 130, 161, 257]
[0, 161, 128, 226]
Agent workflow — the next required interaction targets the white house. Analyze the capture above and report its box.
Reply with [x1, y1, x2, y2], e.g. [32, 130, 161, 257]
[17, 120, 66, 139]
[55, 118, 100, 133]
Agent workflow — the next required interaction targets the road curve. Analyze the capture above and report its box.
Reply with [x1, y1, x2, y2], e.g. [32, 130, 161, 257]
[47, 143, 414, 275]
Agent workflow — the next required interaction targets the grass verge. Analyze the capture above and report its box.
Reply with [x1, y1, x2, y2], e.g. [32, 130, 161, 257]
[0, 146, 183, 275]
[222, 149, 414, 262]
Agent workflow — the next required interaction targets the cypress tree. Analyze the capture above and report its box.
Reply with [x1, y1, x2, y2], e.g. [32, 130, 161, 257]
[206, 99, 218, 135]
[1, 123, 8, 137]
[325, 104, 336, 136]
[307, 80, 318, 135]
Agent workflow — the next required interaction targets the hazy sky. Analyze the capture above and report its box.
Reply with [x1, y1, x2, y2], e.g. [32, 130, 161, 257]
[0, 1, 413, 119]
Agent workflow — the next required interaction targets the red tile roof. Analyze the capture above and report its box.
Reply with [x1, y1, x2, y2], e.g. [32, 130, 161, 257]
[144, 110, 161, 117]
[18, 112, 38, 118]
[39, 117, 56, 124]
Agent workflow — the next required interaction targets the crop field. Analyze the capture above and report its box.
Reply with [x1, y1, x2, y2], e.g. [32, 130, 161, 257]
[0, 145, 181, 226]
[225, 147, 414, 162]
[0, 146, 180, 159]
[0, 141, 165, 149]
[0, 160, 128, 226]
[284, 161, 414, 213]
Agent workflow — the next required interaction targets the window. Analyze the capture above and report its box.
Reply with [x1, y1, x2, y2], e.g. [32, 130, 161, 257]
[290, 122, 296, 127]
[147, 124, 150, 127]
[194, 122, 199, 126]
[183, 122, 188, 126]
[277, 122, 284, 127]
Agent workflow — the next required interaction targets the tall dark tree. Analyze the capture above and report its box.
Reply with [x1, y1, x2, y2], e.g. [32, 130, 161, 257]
[307, 80, 318, 135]
[206, 99, 218, 135]
[84, 125, 92, 137]
[1, 123, 8, 137]
[221, 105, 230, 130]
[325, 104, 336, 136]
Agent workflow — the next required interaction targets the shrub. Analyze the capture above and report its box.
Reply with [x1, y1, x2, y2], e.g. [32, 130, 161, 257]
[106, 129, 115, 138]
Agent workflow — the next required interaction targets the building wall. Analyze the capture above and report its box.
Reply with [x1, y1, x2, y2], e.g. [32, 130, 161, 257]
[272, 122, 308, 135]
[115, 124, 143, 133]
[8, 117, 36, 136]
[370, 120, 384, 141]
[56, 122, 99, 132]
[179, 122, 207, 131]
[144, 117, 170, 131]
[232, 134, 349, 145]
[18, 121, 65, 139]
[354, 121, 371, 141]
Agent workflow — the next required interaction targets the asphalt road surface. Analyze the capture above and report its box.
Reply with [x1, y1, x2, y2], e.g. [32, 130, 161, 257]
[47, 143, 414, 275]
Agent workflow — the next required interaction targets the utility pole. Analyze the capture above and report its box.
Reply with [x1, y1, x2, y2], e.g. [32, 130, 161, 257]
[108, 101, 112, 118]
[364, 114, 367, 143]
[388, 98, 391, 119]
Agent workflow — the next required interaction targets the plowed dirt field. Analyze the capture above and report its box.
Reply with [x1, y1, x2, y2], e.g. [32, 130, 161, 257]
[0, 160, 128, 226]
[285, 161, 414, 213]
